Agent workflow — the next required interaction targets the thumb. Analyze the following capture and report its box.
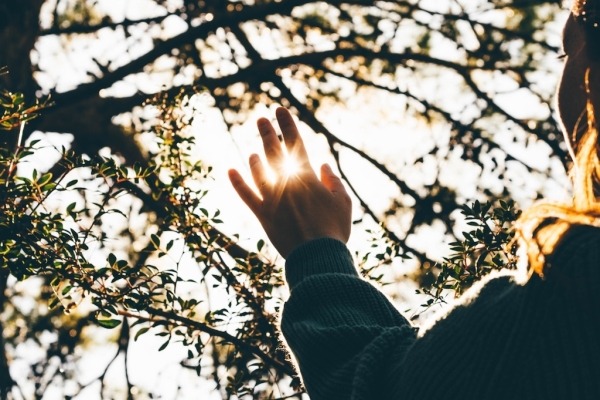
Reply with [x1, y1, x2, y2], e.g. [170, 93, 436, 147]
[321, 163, 346, 194]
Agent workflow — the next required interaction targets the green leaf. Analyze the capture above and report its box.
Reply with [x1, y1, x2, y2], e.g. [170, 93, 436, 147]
[48, 297, 60, 310]
[97, 319, 122, 329]
[134, 327, 150, 341]
[66, 202, 76, 214]
[38, 172, 53, 186]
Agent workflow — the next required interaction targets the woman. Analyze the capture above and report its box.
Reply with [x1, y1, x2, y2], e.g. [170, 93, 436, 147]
[228, 1, 600, 398]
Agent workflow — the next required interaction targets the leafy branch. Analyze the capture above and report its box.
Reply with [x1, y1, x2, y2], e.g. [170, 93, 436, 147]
[418, 199, 521, 312]
[0, 85, 299, 398]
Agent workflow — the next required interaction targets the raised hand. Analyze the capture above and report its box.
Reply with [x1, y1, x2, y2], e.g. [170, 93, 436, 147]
[228, 107, 352, 258]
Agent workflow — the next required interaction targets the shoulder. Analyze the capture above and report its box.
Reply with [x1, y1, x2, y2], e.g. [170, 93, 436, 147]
[536, 223, 600, 306]
[551, 223, 600, 254]
[546, 224, 600, 273]
[417, 273, 519, 335]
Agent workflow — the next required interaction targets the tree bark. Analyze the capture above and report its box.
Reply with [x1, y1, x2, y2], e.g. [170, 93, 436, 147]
[0, 0, 44, 155]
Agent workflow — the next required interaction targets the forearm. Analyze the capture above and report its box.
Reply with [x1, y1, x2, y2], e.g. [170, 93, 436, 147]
[281, 238, 416, 399]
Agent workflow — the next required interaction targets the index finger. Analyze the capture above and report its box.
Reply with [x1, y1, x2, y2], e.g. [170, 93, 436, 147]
[275, 107, 311, 166]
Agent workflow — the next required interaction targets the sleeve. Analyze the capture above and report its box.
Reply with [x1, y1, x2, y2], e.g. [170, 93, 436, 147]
[543, 224, 600, 303]
[280, 238, 417, 400]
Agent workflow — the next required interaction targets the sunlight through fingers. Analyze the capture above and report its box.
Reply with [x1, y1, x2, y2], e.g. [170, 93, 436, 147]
[281, 156, 301, 178]
[265, 154, 303, 185]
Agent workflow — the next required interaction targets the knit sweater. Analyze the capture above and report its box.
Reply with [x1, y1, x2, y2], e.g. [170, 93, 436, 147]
[280, 225, 600, 399]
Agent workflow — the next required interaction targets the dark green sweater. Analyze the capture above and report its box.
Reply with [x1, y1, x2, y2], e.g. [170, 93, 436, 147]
[281, 225, 600, 399]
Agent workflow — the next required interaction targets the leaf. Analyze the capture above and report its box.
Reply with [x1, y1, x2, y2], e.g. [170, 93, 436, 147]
[158, 338, 170, 351]
[48, 297, 60, 310]
[97, 319, 122, 329]
[134, 327, 150, 341]
[107, 253, 116, 266]
[66, 202, 76, 214]
[37, 172, 53, 186]
[150, 233, 160, 248]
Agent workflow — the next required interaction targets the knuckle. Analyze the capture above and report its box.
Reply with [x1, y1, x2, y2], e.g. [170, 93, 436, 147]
[342, 192, 352, 204]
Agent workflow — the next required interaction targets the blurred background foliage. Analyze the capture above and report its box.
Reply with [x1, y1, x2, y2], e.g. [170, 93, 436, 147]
[0, 0, 569, 398]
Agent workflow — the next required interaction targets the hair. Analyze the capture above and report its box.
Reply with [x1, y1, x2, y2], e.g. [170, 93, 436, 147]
[516, 67, 600, 276]
[572, 0, 600, 27]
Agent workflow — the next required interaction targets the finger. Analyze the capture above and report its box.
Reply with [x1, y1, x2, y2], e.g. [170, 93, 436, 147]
[275, 107, 311, 167]
[320, 163, 348, 195]
[249, 153, 270, 196]
[228, 169, 262, 215]
[257, 117, 284, 169]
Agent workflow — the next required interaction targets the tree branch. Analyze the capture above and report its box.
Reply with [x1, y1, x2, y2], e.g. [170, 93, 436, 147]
[119, 308, 296, 376]
[47, 0, 371, 107]
[40, 14, 174, 36]
[321, 67, 557, 175]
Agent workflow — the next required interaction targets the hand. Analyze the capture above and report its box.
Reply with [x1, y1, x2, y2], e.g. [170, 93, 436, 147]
[228, 107, 352, 258]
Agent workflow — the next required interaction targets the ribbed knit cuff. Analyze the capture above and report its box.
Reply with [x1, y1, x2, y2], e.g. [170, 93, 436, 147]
[285, 237, 359, 289]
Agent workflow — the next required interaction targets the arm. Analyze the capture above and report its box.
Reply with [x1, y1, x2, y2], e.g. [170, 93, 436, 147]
[281, 238, 416, 400]
[229, 108, 416, 399]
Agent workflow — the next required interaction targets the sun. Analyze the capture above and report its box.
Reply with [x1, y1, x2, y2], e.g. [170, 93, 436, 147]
[265, 155, 302, 184]
[281, 156, 301, 177]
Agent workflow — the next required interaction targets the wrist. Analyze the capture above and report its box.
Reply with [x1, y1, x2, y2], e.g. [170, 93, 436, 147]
[285, 237, 358, 289]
